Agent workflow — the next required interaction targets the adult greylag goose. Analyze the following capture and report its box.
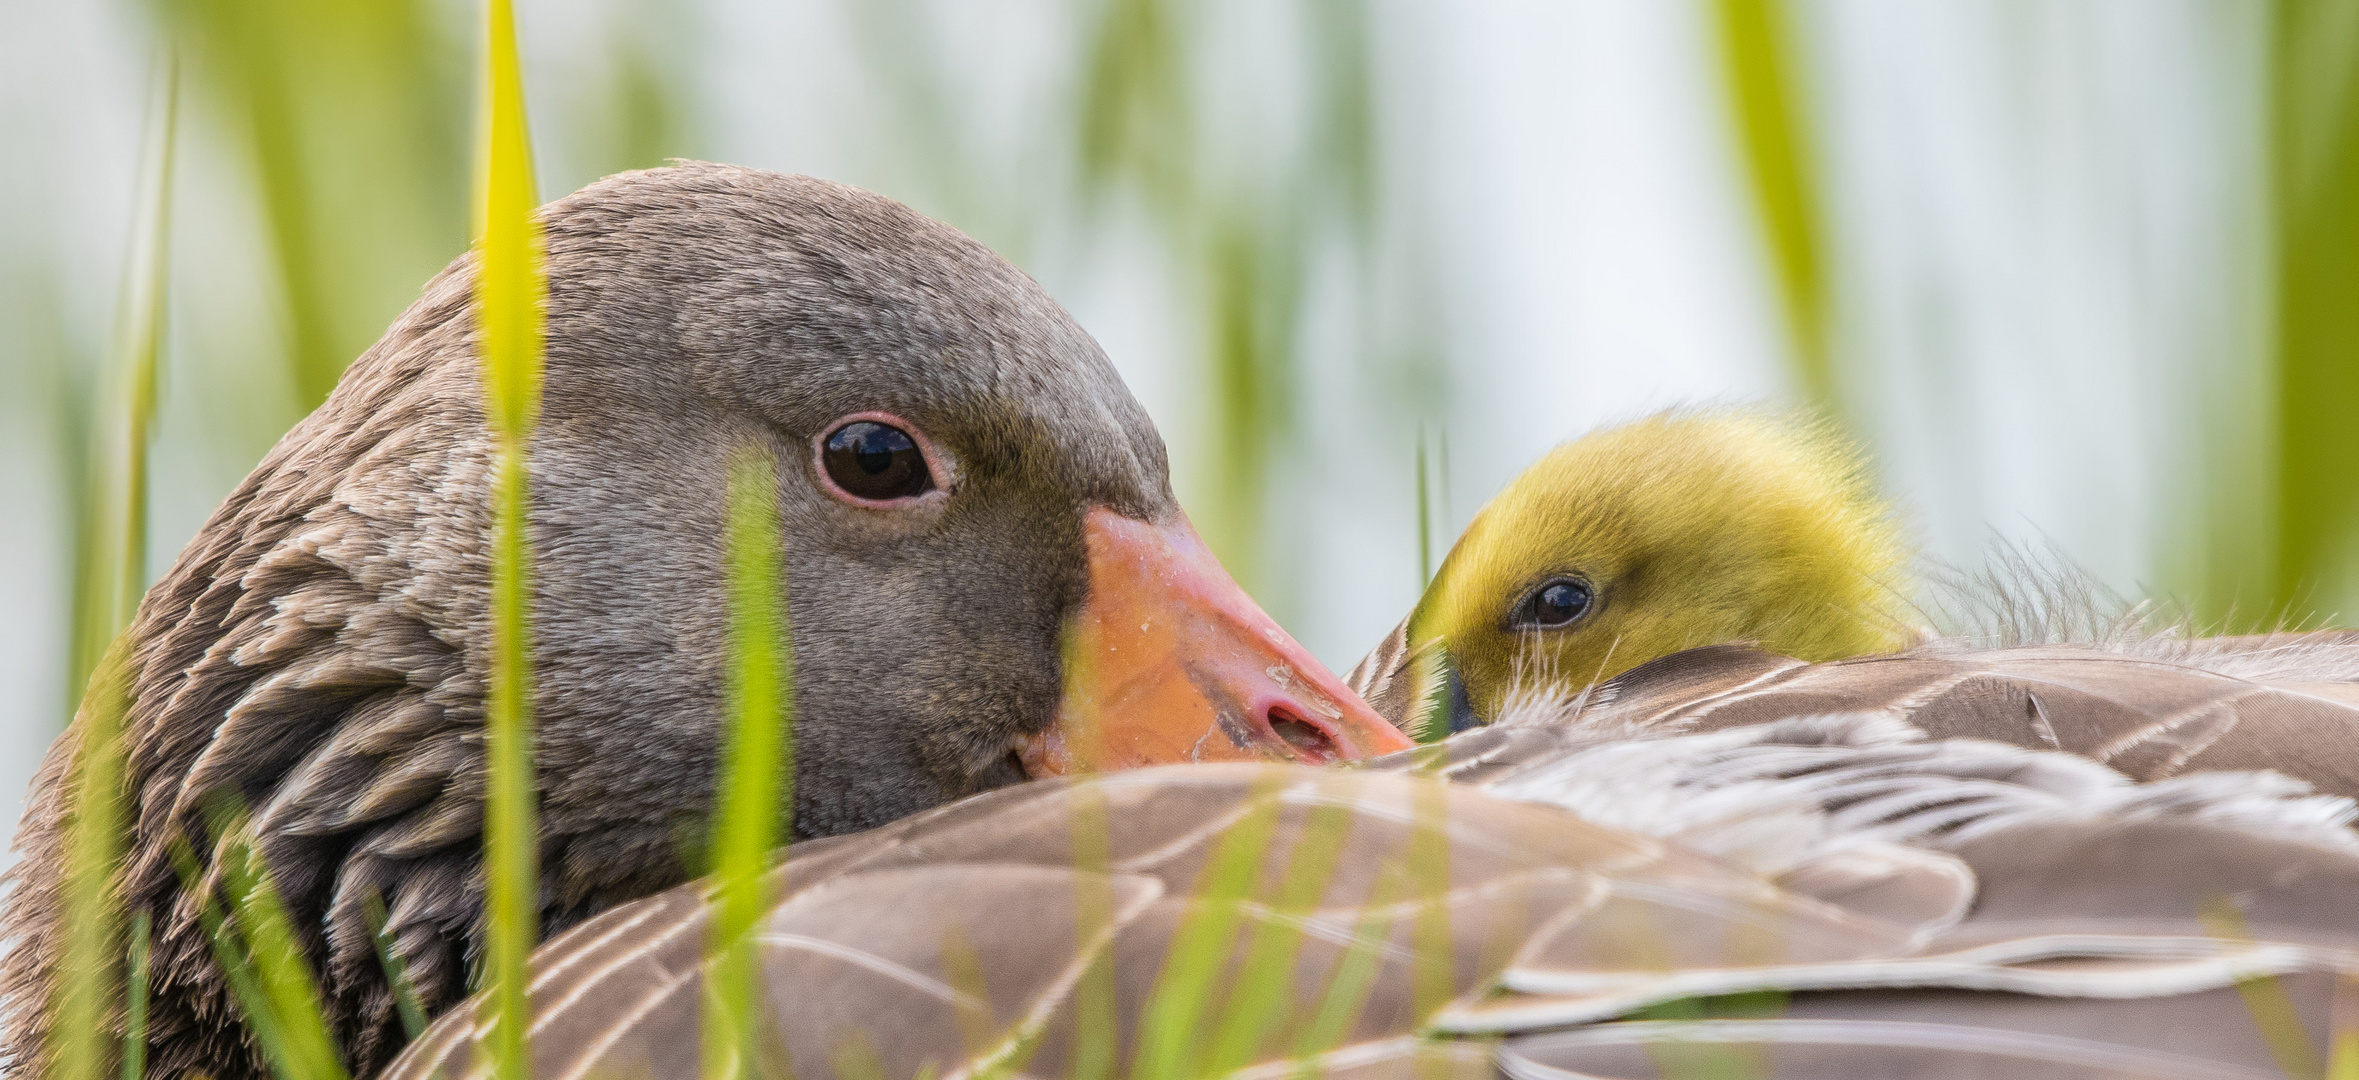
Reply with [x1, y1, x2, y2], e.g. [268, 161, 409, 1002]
[0, 163, 1413, 1080]
[377, 397, 2359, 1080]
[1344, 410, 2359, 798]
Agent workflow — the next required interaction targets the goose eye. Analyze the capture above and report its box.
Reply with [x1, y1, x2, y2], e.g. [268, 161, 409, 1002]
[1515, 578, 1594, 629]
[821, 420, 935, 502]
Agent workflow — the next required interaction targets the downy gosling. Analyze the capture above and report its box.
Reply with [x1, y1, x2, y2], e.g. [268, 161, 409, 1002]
[1350, 408, 1918, 739]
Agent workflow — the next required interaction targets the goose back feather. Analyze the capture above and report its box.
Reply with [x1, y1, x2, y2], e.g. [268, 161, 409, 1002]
[1535, 637, 2359, 799]
[381, 709, 2359, 1080]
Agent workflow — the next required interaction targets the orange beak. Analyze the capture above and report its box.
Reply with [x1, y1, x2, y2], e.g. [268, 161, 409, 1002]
[1017, 509, 1417, 776]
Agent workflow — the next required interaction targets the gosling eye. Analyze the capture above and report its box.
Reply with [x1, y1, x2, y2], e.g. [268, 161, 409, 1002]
[1512, 578, 1595, 629]
[817, 414, 939, 504]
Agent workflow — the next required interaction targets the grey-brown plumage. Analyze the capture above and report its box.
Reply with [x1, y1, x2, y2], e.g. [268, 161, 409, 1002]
[1, 164, 1187, 1080]
[379, 710, 2359, 1080]
[1523, 635, 2359, 800]
[1356, 627, 2359, 798]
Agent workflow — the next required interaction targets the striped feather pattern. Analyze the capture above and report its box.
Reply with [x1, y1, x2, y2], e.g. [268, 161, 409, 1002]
[1519, 637, 2359, 799]
[382, 688, 2359, 1080]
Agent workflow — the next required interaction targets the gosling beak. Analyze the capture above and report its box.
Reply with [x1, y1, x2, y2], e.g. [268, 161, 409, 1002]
[1017, 508, 1417, 775]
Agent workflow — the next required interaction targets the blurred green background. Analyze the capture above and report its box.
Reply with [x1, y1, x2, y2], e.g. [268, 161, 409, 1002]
[2, 0, 2356, 849]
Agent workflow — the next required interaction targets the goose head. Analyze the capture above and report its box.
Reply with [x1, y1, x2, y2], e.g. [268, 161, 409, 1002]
[1, 162, 1409, 1079]
[1352, 408, 1914, 738]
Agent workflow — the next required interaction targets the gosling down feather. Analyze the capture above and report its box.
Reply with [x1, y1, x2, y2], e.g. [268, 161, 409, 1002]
[1349, 409, 1916, 739]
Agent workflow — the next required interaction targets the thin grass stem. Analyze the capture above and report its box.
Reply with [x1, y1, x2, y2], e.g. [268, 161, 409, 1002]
[475, 0, 545, 1075]
[1129, 771, 1287, 1080]
[122, 910, 150, 1080]
[170, 823, 350, 1080]
[1197, 798, 1354, 1075]
[216, 823, 348, 1080]
[55, 53, 180, 1080]
[2201, 898, 2326, 1080]
[1058, 624, 1117, 1080]
[171, 841, 299, 1079]
[116, 55, 178, 629]
[703, 447, 795, 1080]
[1289, 855, 1412, 1066]
[1414, 425, 1432, 589]
[1710, 0, 1831, 404]
[364, 891, 430, 1040]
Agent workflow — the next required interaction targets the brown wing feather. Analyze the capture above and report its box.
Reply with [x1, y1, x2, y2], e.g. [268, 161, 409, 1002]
[0, 265, 501, 1080]
[380, 759, 2359, 1080]
[1553, 638, 2359, 800]
[1344, 613, 1422, 728]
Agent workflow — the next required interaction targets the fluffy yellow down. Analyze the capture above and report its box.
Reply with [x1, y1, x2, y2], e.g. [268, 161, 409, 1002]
[1409, 408, 1915, 731]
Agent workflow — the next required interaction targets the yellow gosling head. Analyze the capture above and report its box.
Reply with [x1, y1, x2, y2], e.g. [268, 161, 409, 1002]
[1359, 407, 1917, 740]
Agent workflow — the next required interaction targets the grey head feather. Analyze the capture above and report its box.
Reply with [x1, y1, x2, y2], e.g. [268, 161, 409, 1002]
[1, 163, 1175, 1080]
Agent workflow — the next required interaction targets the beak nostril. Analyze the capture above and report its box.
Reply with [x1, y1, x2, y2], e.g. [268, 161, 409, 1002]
[1267, 705, 1341, 764]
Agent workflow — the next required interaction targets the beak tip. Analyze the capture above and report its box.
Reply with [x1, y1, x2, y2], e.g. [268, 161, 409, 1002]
[1056, 509, 1422, 773]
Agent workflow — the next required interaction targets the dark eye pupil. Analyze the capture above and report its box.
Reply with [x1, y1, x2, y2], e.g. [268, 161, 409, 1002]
[1528, 580, 1592, 626]
[822, 421, 933, 501]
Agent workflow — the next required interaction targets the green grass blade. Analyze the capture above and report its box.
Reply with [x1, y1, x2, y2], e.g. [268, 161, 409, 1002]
[169, 841, 300, 1079]
[216, 820, 350, 1080]
[1302, 0, 1379, 230]
[2333, 972, 2359, 1080]
[59, 366, 105, 726]
[830, 1029, 885, 1080]
[1405, 776, 1452, 1020]
[1067, 780, 1117, 1080]
[960, 776, 1115, 1080]
[1198, 218, 1301, 600]
[364, 891, 431, 1040]
[476, 0, 545, 1075]
[152, 0, 464, 408]
[123, 910, 150, 1080]
[1287, 860, 1402, 1063]
[596, 13, 698, 178]
[1051, 624, 1117, 1080]
[117, 53, 178, 629]
[1710, 0, 1832, 404]
[1433, 430, 1448, 565]
[703, 447, 795, 1080]
[1414, 427, 1432, 589]
[56, 651, 131, 1080]
[1197, 798, 1354, 1075]
[2201, 899, 2326, 1080]
[2267, 0, 2359, 627]
[1129, 771, 1286, 1080]
[1075, 0, 1192, 214]
[1412, 423, 1452, 592]
[169, 821, 350, 1080]
[56, 55, 180, 1080]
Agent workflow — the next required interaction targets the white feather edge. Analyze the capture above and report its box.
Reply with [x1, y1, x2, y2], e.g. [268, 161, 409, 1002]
[1473, 711, 2359, 876]
[1495, 1018, 2285, 1080]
